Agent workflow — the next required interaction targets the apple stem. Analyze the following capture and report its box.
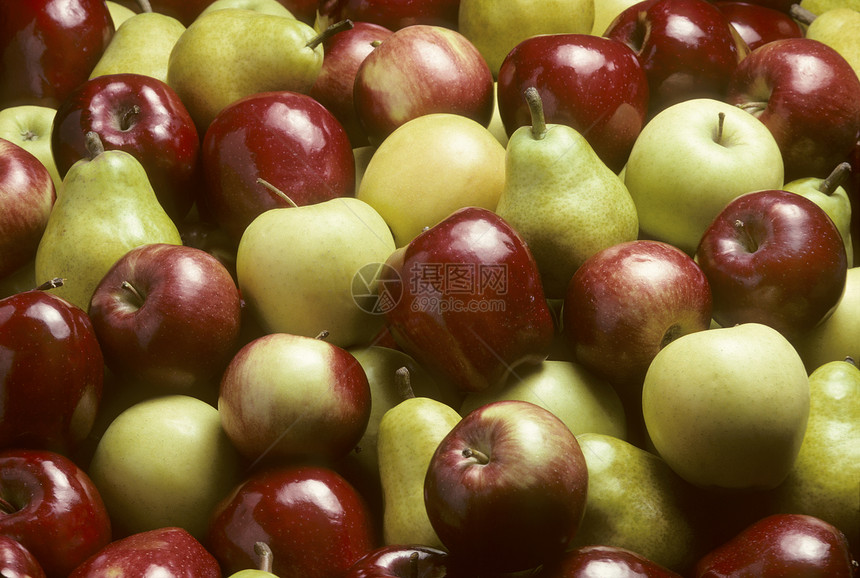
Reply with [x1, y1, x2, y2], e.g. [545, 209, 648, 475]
[734, 219, 759, 252]
[819, 162, 852, 196]
[136, 0, 153, 12]
[789, 3, 816, 25]
[0, 496, 16, 515]
[306, 19, 354, 50]
[462, 447, 490, 465]
[84, 131, 105, 159]
[253, 542, 274, 573]
[523, 87, 547, 140]
[256, 178, 298, 208]
[35, 277, 64, 291]
[121, 281, 145, 306]
[715, 112, 726, 144]
[314, 330, 330, 340]
[408, 551, 420, 578]
[395, 366, 416, 401]
[370, 40, 383, 48]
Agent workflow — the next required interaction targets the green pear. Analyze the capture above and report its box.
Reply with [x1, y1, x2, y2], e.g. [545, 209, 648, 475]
[495, 87, 639, 298]
[106, 0, 136, 28]
[459, 359, 627, 440]
[236, 196, 396, 349]
[642, 323, 810, 491]
[591, 0, 641, 35]
[34, 132, 182, 311]
[571, 433, 707, 573]
[799, 0, 860, 15]
[166, 8, 334, 130]
[768, 358, 860, 553]
[796, 266, 860, 371]
[377, 370, 462, 548]
[228, 542, 277, 578]
[804, 8, 860, 81]
[784, 162, 854, 267]
[90, 11, 186, 83]
[199, 0, 296, 18]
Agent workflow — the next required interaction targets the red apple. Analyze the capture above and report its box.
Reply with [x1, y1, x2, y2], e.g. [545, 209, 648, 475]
[51, 73, 201, 223]
[497, 33, 649, 174]
[712, 1, 803, 51]
[730, 0, 795, 12]
[344, 544, 453, 578]
[207, 464, 378, 576]
[381, 206, 556, 394]
[353, 24, 494, 146]
[0, 535, 46, 578]
[0, 449, 112, 578]
[0, 138, 56, 280]
[540, 545, 684, 578]
[694, 514, 858, 577]
[726, 38, 860, 181]
[309, 21, 394, 147]
[605, 0, 748, 115]
[696, 189, 848, 343]
[0, 0, 114, 108]
[316, 0, 460, 32]
[88, 243, 243, 391]
[200, 90, 355, 243]
[424, 400, 589, 574]
[68, 527, 220, 577]
[0, 280, 104, 456]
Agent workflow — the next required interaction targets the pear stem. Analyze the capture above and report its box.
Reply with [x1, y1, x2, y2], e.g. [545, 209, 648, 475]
[789, 3, 817, 25]
[523, 87, 547, 140]
[819, 162, 852, 196]
[462, 447, 490, 465]
[395, 366, 415, 401]
[254, 542, 274, 573]
[306, 19, 354, 50]
[256, 178, 298, 208]
[715, 111, 726, 144]
[314, 330, 330, 340]
[136, 0, 153, 12]
[84, 131, 105, 159]
[35, 278, 64, 291]
[845, 356, 857, 367]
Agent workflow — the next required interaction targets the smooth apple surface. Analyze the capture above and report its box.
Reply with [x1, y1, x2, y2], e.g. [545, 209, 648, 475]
[541, 545, 684, 578]
[316, 0, 460, 31]
[713, 1, 803, 51]
[344, 544, 452, 578]
[0, 534, 45, 578]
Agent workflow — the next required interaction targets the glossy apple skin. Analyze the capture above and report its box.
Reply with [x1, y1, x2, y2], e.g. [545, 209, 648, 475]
[0, 0, 114, 109]
[0, 449, 112, 578]
[712, 1, 803, 51]
[726, 38, 860, 182]
[696, 189, 848, 344]
[694, 514, 858, 577]
[382, 207, 556, 394]
[88, 243, 243, 391]
[353, 24, 494, 146]
[0, 287, 104, 456]
[0, 138, 56, 280]
[344, 544, 453, 578]
[605, 0, 748, 115]
[200, 90, 355, 243]
[540, 545, 684, 578]
[207, 465, 378, 576]
[0, 534, 46, 578]
[563, 240, 713, 389]
[316, 0, 460, 31]
[51, 73, 201, 223]
[725, 0, 794, 12]
[68, 527, 220, 577]
[424, 400, 589, 574]
[498, 33, 649, 178]
[309, 21, 394, 148]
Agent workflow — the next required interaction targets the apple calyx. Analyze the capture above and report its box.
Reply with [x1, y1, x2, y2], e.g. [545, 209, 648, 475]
[819, 162, 852, 196]
[523, 87, 547, 140]
[462, 447, 490, 465]
[253, 541, 274, 573]
[789, 3, 816, 25]
[256, 178, 298, 208]
[660, 323, 683, 350]
[306, 19, 355, 51]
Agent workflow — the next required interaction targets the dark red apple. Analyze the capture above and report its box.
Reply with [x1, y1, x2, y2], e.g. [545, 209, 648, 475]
[0, 280, 104, 456]
[694, 514, 858, 577]
[0, 138, 56, 280]
[729, 0, 794, 12]
[696, 189, 848, 343]
[424, 400, 589, 574]
[713, 1, 803, 51]
[68, 527, 220, 577]
[51, 73, 201, 223]
[88, 243, 243, 391]
[381, 206, 556, 394]
[0, 449, 112, 578]
[0, 535, 45, 578]
[353, 24, 494, 146]
[200, 90, 355, 243]
[0, 0, 114, 109]
[540, 545, 684, 578]
[497, 33, 649, 174]
[726, 38, 860, 181]
[344, 544, 453, 578]
[605, 0, 748, 115]
[316, 0, 460, 31]
[309, 21, 394, 147]
[207, 464, 378, 576]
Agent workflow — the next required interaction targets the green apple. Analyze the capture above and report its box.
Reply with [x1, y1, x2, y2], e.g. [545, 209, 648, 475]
[591, 0, 641, 35]
[356, 113, 506, 247]
[87, 394, 243, 541]
[804, 8, 860, 82]
[624, 98, 785, 255]
[0, 105, 62, 193]
[799, 0, 860, 15]
[459, 359, 627, 440]
[642, 323, 810, 490]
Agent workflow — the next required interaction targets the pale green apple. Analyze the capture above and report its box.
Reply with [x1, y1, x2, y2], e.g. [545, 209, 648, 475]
[357, 113, 506, 247]
[90, 12, 186, 83]
[458, 0, 595, 78]
[106, 0, 137, 28]
[198, 0, 296, 18]
[236, 197, 396, 348]
[591, 0, 641, 35]
[87, 395, 243, 541]
[460, 359, 627, 439]
[0, 105, 62, 193]
[624, 98, 785, 255]
[799, 0, 860, 14]
[804, 8, 860, 82]
[642, 323, 810, 490]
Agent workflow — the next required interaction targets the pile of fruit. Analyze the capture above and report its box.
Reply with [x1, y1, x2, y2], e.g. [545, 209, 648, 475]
[0, 0, 858, 575]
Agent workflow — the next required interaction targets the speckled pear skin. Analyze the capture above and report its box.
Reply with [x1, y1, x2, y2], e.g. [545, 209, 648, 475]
[495, 122, 639, 298]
